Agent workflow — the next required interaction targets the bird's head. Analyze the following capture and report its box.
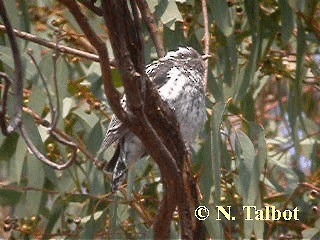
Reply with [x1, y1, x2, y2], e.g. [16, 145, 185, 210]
[161, 47, 210, 74]
[164, 47, 202, 61]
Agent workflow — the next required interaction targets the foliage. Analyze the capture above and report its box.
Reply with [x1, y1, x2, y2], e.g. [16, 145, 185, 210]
[0, 0, 319, 239]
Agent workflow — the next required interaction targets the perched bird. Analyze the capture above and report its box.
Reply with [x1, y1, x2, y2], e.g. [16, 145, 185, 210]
[97, 47, 208, 191]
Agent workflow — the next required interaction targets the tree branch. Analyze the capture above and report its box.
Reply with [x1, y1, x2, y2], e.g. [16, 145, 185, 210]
[20, 124, 77, 170]
[0, 24, 118, 65]
[57, 0, 125, 122]
[58, 1, 194, 238]
[77, 0, 102, 16]
[136, 0, 165, 58]
[0, 72, 12, 134]
[0, 0, 23, 135]
[101, 1, 193, 239]
[0, 2, 82, 171]
[201, 0, 210, 90]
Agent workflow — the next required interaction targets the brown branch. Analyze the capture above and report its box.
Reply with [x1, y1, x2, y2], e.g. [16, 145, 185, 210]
[136, 0, 165, 58]
[266, 182, 320, 238]
[19, 123, 77, 170]
[59, 1, 194, 238]
[0, 72, 12, 133]
[101, 2, 194, 238]
[22, 106, 99, 167]
[0, 3, 80, 171]
[77, 0, 102, 16]
[101, 1, 183, 238]
[0, 0, 23, 135]
[27, 51, 56, 123]
[58, 0, 125, 121]
[201, 0, 210, 90]
[0, 24, 117, 64]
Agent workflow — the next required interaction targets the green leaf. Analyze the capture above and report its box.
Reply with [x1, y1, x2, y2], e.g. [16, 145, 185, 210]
[197, 139, 212, 203]
[29, 86, 47, 114]
[73, 105, 99, 128]
[248, 123, 267, 238]
[0, 46, 35, 80]
[44, 197, 65, 234]
[203, 204, 224, 239]
[302, 228, 320, 240]
[0, 188, 22, 205]
[235, 33, 260, 101]
[2, 1, 21, 29]
[211, 102, 227, 205]
[25, 154, 45, 216]
[18, 0, 31, 34]
[234, 130, 256, 238]
[208, 0, 234, 37]
[0, 132, 19, 161]
[279, 0, 294, 43]
[87, 62, 101, 83]
[207, 70, 224, 101]
[163, 22, 185, 50]
[62, 97, 76, 118]
[234, 130, 255, 204]
[55, 58, 70, 127]
[10, 137, 26, 184]
[155, 0, 183, 30]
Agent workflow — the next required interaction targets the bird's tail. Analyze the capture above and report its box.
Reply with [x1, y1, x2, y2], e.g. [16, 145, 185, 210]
[104, 144, 128, 192]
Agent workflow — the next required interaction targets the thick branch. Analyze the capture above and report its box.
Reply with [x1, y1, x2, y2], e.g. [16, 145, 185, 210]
[101, 1, 145, 110]
[78, 0, 102, 16]
[57, 0, 125, 121]
[59, 1, 194, 238]
[101, 2, 193, 238]
[136, 0, 165, 58]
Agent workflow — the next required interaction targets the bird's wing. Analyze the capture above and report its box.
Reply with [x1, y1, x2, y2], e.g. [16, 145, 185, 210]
[96, 95, 129, 157]
[97, 58, 175, 157]
[105, 115, 127, 145]
[146, 59, 175, 89]
[96, 115, 128, 157]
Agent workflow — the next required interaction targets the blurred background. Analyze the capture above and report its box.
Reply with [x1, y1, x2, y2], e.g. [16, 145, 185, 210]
[0, 0, 319, 239]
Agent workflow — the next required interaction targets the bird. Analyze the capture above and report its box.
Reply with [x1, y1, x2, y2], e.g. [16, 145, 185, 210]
[97, 47, 208, 191]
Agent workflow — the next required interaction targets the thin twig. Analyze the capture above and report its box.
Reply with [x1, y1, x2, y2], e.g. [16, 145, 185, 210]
[0, 72, 12, 133]
[201, 0, 210, 90]
[265, 182, 319, 238]
[136, 0, 165, 58]
[27, 51, 56, 124]
[20, 124, 77, 170]
[51, 36, 61, 129]
[0, 24, 118, 65]
[25, 42, 79, 170]
[22, 105, 99, 167]
[0, 0, 23, 135]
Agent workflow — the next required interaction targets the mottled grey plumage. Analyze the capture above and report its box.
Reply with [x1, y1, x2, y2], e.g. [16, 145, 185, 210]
[97, 47, 207, 191]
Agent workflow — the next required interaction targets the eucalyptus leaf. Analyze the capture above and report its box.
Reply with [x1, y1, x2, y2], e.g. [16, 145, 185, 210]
[25, 154, 45, 216]
[208, 0, 234, 37]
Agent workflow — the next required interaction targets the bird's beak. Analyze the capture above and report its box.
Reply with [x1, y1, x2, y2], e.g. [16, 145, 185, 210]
[201, 54, 211, 60]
